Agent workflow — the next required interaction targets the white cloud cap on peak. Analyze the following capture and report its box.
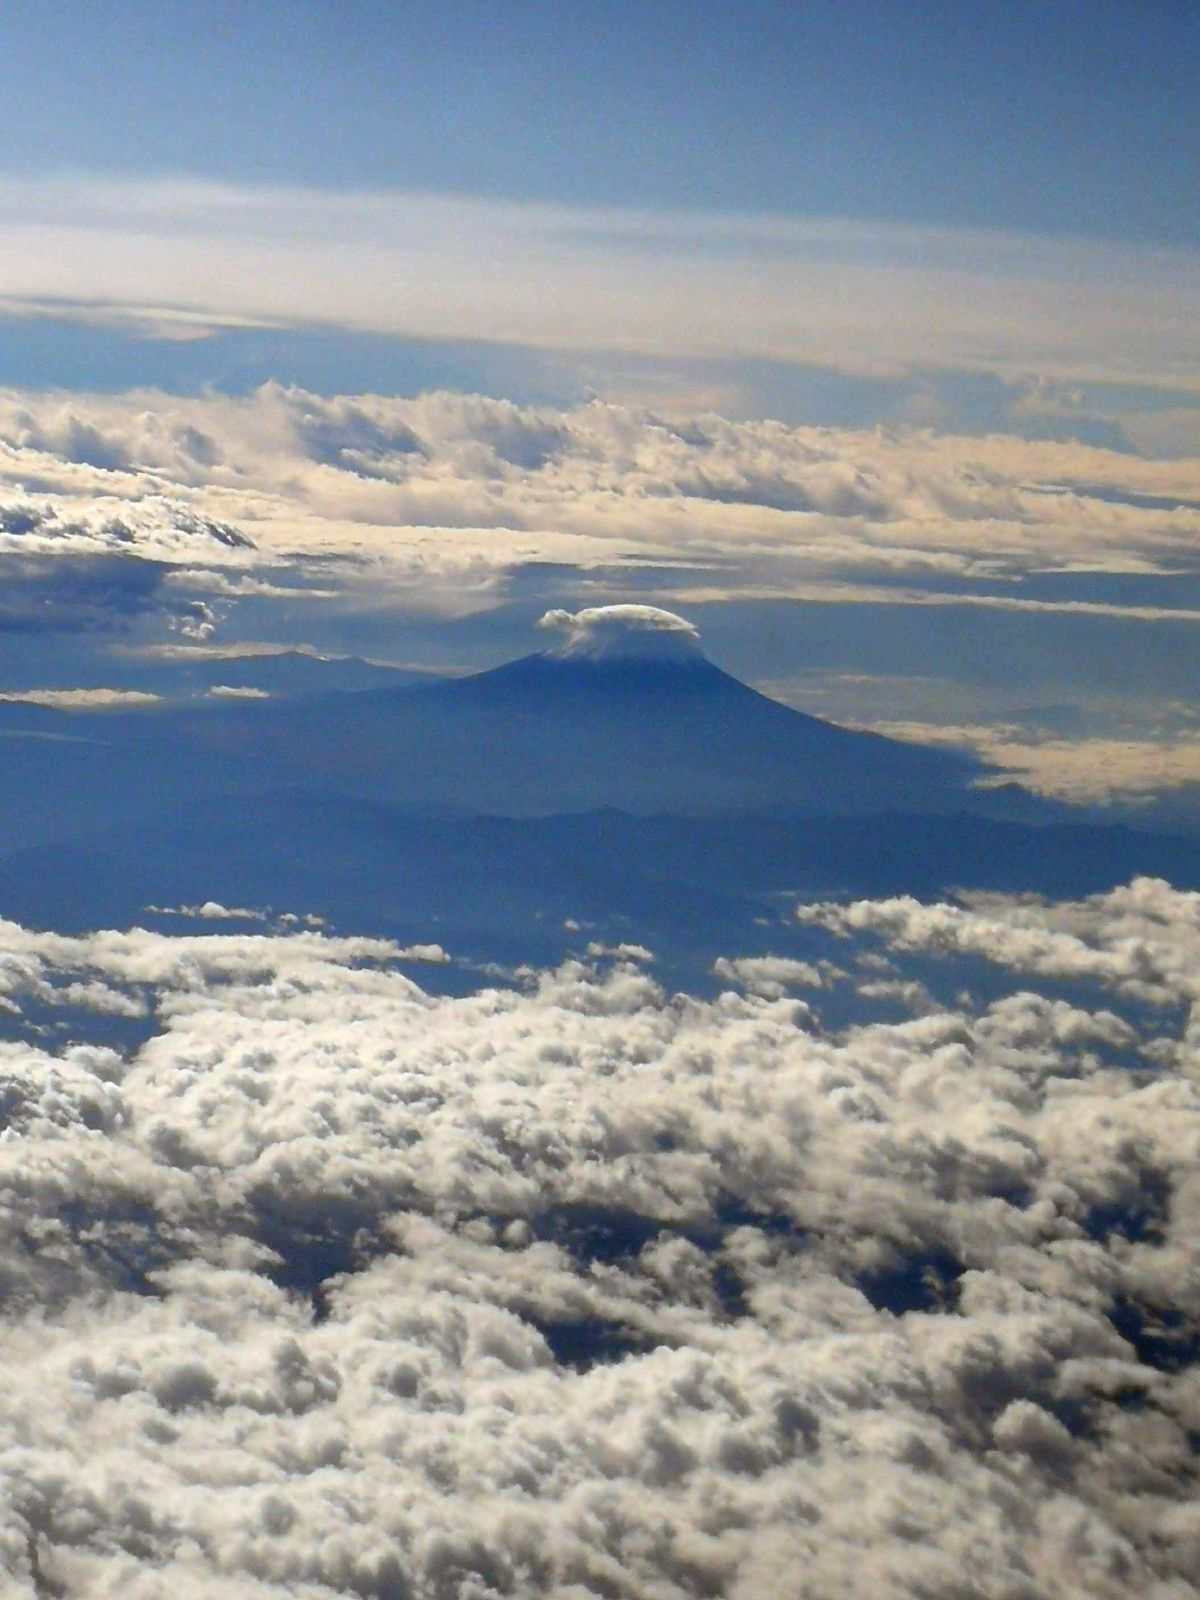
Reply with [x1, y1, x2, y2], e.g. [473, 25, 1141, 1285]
[537, 603, 704, 661]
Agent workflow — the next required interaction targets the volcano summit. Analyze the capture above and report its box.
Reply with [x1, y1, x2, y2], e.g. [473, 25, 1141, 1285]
[0, 604, 1187, 973]
[0, 605, 989, 832]
[91, 603, 984, 819]
[537, 603, 707, 662]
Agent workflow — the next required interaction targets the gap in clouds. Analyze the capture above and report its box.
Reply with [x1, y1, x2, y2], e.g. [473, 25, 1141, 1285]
[2, 305, 1199, 452]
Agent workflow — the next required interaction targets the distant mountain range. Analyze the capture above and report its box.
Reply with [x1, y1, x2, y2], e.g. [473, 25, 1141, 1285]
[4, 794, 1200, 993]
[4, 604, 1192, 978]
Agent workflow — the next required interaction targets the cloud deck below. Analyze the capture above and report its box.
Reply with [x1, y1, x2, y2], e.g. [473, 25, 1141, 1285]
[0, 882, 1196, 1597]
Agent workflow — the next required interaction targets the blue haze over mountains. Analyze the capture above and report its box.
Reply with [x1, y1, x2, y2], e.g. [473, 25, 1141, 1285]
[4, 604, 1200, 988]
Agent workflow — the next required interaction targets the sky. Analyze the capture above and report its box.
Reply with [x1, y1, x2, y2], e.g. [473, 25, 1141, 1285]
[0, 1, 1195, 428]
[4, 0, 1198, 244]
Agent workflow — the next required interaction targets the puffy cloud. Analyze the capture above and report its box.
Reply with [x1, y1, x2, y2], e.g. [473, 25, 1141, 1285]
[798, 874, 1200, 1009]
[711, 955, 827, 998]
[0, 489, 253, 563]
[0, 892, 1195, 1595]
[146, 901, 270, 922]
[0, 386, 1197, 598]
[0, 686, 162, 709]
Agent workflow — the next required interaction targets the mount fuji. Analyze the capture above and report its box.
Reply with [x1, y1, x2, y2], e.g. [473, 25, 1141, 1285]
[149, 604, 985, 818]
[4, 605, 1200, 977]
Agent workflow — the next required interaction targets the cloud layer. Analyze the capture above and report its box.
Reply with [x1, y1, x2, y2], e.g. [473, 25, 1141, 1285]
[2, 383, 1198, 590]
[1, 178, 1198, 393]
[2, 382, 1200, 801]
[0, 884, 1196, 1596]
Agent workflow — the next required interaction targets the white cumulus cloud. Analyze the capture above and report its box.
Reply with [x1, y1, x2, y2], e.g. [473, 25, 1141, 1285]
[0, 890, 1193, 1595]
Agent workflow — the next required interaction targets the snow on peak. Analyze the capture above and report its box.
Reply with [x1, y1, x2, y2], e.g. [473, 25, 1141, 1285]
[536, 605, 705, 662]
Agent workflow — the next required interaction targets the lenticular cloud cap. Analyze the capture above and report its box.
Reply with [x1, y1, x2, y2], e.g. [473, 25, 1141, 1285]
[536, 604, 704, 662]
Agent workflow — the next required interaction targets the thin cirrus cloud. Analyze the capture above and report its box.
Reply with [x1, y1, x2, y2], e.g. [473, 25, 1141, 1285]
[0, 176, 1198, 391]
[0, 881, 1196, 1595]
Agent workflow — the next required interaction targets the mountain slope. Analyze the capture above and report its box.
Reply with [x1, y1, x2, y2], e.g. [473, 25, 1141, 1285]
[0, 605, 990, 849]
[149, 606, 985, 816]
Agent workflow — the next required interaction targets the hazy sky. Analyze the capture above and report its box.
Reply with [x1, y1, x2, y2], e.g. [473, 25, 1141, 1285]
[0, 1, 1195, 423]
[4, 0, 1198, 245]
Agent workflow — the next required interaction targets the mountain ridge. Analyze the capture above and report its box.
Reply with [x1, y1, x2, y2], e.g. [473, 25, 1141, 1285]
[0, 605, 1001, 838]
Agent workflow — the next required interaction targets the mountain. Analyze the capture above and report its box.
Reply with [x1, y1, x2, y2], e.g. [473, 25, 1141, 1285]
[139, 604, 987, 817]
[0, 647, 427, 705]
[2, 605, 1195, 981]
[0, 604, 1000, 855]
[4, 795, 1200, 991]
[129, 647, 429, 701]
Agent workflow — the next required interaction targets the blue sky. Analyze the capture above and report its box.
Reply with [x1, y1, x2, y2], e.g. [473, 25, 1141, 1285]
[4, 0, 1198, 245]
[0, 1, 1193, 424]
